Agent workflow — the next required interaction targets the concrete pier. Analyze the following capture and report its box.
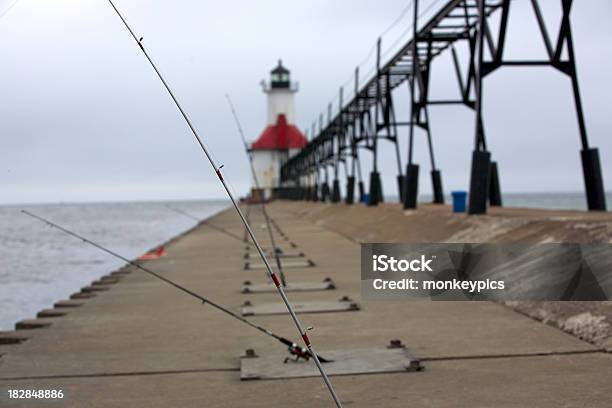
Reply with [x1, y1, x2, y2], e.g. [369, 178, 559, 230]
[1, 202, 612, 407]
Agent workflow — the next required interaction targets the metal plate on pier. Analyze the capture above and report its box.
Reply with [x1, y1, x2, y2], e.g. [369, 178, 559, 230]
[244, 251, 305, 259]
[240, 346, 422, 380]
[244, 259, 315, 270]
[241, 298, 359, 316]
[241, 279, 335, 294]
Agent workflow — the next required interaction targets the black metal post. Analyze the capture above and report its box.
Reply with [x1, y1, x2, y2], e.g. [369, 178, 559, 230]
[332, 179, 341, 203]
[468, 150, 490, 214]
[405, 164, 419, 208]
[353, 66, 365, 204]
[346, 176, 355, 204]
[431, 169, 444, 204]
[369, 171, 382, 206]
[404, 0, 420, 210]
[369, 38, 383, 206]
[419, 104, 444, 204]
[397, 175, 406, 203]
[489, 161, 502, 206]
[358, 175, 365, 203]
[322, 165, 330, 202]
[468, 0, 490, 215]
[332, 94, 341, 203]
[581, 149, 606, 211]
[562, 1, 606, 210]
[312, 165, 319, 202]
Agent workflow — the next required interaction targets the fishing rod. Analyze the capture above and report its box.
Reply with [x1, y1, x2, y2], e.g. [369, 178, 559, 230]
[22, 210, 330, 364]
[226, 94, 287, 287]
[242, 200, 252, 243]
[105, 2, 341, 405]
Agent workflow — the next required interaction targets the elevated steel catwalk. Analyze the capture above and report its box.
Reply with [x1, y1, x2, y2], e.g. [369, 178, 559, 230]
[280, 0, 607, 213]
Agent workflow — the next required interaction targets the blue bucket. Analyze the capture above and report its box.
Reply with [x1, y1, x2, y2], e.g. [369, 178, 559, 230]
[451, 191, 467, 213]
[363, 193, 370, 204]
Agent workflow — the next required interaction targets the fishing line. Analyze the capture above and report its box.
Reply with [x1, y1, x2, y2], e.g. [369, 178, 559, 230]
[165, 205, 255, 248]
[22, 210, 330, 363]
[104, 1, 341, 405]
[226, 94, 288, 287]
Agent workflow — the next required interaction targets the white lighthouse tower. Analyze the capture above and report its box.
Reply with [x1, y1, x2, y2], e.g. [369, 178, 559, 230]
[250, 60, 307, 200]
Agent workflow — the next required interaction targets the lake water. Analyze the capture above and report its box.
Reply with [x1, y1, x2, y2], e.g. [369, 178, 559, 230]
[0, 200, 228, 330]
[393, 191, 612, 211]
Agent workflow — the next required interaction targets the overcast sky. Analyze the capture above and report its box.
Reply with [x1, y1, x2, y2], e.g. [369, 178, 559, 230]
[0, 0, 610, 204]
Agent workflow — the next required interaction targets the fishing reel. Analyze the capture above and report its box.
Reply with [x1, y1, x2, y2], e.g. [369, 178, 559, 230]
[278, 336, 332, 363]
[284, 343, 311, 363]
[283, 342, 332, 364]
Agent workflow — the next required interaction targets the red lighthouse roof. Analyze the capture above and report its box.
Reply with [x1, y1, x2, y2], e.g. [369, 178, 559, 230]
[251, 114, 308, 150]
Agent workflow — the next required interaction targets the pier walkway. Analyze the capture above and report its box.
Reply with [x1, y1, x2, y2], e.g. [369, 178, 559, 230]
[1, 202, 611, 407]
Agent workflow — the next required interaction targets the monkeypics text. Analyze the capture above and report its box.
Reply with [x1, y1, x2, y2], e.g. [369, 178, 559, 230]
[370, 254, 505, 293]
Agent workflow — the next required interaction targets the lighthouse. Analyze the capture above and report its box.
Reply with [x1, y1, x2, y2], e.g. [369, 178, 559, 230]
[250, 60, 308, 200]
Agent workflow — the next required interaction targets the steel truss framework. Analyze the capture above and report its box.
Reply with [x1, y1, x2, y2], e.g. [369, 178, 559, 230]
[279, 0, 606, 213]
